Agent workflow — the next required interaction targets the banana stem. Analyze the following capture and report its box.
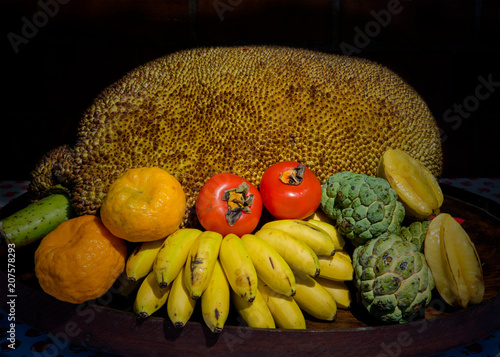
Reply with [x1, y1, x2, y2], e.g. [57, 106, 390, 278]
[0, 193, 75, 248]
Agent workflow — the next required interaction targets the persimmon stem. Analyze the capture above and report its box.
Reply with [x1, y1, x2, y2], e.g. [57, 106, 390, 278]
[222, 182, 254, 226]
[280, 163, 306, 186]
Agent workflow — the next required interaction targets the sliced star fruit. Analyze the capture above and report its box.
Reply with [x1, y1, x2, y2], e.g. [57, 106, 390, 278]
[377, 148, 443, 220]
[424, 213, 484, 308]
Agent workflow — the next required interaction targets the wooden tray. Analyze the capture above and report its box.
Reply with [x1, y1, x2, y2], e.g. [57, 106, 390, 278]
[1, 184, 499, 357]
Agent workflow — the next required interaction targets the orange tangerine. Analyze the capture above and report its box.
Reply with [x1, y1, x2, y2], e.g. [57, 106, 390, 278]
[35, 215, 127, 304]
[100, 167, 186, 242]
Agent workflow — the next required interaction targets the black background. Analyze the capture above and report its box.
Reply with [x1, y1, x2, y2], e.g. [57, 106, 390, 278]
[2, 0, 499, 180]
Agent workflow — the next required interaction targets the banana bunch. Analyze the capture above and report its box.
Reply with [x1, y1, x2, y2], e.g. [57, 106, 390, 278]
[124, 216, 354, 332]
[255, 219, 353, 312]
[128, 228, 230, 332]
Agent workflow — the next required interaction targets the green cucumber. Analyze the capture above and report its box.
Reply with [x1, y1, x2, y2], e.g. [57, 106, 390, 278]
[0, 193, 75, 248]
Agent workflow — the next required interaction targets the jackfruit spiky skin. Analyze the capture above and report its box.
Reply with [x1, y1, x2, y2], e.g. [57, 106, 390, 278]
[29, 46, 443, 228]
[29, 145, 75, 196]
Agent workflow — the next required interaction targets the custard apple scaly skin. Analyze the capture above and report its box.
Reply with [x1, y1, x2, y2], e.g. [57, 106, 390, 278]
[320, 171, 405, 246]
[400, 220, 430, 253]
[353, 234, 435, 324]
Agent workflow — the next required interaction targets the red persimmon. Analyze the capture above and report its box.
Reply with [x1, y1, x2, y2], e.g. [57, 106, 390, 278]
[196, 173, 262, 236]
[259, 161, 322, 220]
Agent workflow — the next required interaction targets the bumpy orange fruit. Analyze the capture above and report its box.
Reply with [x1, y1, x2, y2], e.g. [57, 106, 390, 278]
[100, 167, 186, 242]
[35, 215, 127, 304]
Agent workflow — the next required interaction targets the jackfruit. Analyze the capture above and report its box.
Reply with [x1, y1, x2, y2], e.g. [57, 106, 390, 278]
[28, 46, 443, 228]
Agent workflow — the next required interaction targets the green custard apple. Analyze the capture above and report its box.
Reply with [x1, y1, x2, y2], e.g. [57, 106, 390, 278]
[353, 233, 435, 324]
[320, 171, 405, 247]
[400, 220, 430, 253]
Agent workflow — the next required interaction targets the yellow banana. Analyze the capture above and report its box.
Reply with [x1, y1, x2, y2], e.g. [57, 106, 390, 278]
[126, 238, 166, 282]
[306, 219, 345, 251]
[133, 270, 171, 319]
[315, 277, 352, 309]
[262, 219, 335, 256]
[201, 259, 230, 333]
[318, 251, 353, 281]
[240, 234, 296, 296]
[154, 228, 202, 287]
[219, 233, 258, 302]
[293, 271, 337, 321]
[183, 230, 223, 300]
[306, 209, 335, 224]
[254, 228, 320, 277]
[336, 249, 352, 262]
[258, 279, 306, 329]
[167, 265, 197, 328]
[231, 289, 275, 329]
